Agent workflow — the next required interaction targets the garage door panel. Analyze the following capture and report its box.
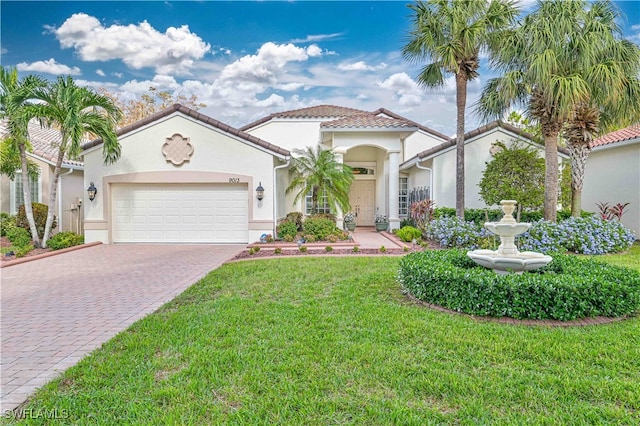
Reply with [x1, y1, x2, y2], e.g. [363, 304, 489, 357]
[112, 184, 248, 243]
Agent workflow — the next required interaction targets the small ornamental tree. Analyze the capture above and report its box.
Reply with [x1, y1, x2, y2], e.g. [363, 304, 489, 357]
[478, 141, 544, 220]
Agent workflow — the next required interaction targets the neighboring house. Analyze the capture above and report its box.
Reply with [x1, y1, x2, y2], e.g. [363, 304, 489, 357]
[582, 124, 640, 238]
[81, 104, 569, 244]
[0, 119, 85, 234]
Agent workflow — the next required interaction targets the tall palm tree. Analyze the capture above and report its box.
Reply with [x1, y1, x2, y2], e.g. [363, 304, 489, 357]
[477, 0, 639, 221]
[286, 145, 354, 215]
[30, 75, 122, 247]
[402, 0, 519, 218]
[561, 2, 640, 216]
[0, 67, 48, 246]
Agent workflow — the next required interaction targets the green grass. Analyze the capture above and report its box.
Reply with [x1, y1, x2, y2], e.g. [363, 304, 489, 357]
[591, 241, 640, 269]
[8, 254, 640, 425]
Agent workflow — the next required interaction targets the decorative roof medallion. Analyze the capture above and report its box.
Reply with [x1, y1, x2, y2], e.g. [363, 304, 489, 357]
[162, 133, 194, 166]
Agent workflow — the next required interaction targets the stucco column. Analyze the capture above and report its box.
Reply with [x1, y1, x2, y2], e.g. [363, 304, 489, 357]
[388, 151, 400, 230]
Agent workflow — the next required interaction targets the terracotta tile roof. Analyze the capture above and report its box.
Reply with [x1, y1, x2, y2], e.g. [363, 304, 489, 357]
[590, 124, 640, 148]
[0, 119, 84, 168]
[320, 114, 417, 129]
[272, 105, 369, 119]
[239, 105, 370, 131]
[371, 108, 450, 140]
[83, 104, 290, 158]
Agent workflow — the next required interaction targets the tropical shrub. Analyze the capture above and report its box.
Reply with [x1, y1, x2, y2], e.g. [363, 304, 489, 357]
[425, 213, 630, 255]
[395, 226, 422, 242]
[16, 202, 56, 239]
[398, 250, 640, 321]
[303, 216, 339, 240]
[285, 212, 304, 231]
[277, 220, 298, 240]
[518, 217, 635, 255]
[410, 199, 436, 231]
[46, 231, 84, 251]
[424, 216, 491, 250]
[1, 212, 16, 236]
[6, 226, 32, 248]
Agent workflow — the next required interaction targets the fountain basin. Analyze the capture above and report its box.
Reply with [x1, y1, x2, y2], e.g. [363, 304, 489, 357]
[484, 222, 531, 237]
[467, 250, 552, 275]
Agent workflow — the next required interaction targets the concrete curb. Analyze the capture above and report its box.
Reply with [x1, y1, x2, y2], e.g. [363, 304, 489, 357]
[0, 241, 103, 268]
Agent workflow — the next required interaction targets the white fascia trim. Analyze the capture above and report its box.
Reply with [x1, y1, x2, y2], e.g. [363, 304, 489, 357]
[322, 126, 419, 133]
[591, 138, 639, 152]
[27, 152, 84, 170]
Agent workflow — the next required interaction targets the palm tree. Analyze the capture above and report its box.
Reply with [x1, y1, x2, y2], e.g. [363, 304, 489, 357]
[477, 0, 639, 221]
[286, 145, 354, 215]
[561, 3, 640, 216]
[0, 67, 48, 246]
[29, 75, 122, 247]
[402, 0, 519, 218]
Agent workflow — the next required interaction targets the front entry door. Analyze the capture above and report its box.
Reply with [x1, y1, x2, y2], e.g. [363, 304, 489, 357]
[349, 180, 375, 226]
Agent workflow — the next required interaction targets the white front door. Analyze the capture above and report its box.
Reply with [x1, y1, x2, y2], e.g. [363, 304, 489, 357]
[112, 183, 248, 243]
[349, 180, 375, 226]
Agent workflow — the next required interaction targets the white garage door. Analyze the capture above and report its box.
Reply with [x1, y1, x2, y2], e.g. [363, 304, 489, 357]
[112, 184, 248, 243]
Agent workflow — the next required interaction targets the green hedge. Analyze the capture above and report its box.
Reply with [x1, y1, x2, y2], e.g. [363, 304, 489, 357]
[395, 226, 422, 242]
[432, 207, 591, 223]
[47, 231, 84, 251]
[16, 202, 57, 239]
[398, 250, 640, 321]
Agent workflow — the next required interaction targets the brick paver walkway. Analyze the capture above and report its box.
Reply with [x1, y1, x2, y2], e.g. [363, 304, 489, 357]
[0, 244, 242, 413]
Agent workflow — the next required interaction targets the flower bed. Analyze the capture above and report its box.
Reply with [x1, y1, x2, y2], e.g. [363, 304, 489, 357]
[398, 249, 640, 321]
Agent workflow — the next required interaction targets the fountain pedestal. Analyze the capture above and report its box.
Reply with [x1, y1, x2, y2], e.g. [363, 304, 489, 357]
[467, 200, 552, 274]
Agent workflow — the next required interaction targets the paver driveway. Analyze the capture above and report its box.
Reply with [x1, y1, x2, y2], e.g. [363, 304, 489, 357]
[0, 243, 243, 413]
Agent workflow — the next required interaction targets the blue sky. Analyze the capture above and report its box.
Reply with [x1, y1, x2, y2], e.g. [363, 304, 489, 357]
[2, 1, 639, 134]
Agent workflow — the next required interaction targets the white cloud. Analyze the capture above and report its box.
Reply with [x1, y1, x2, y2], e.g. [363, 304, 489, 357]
[112, 72, 124, 78]
[627, 24, 640, 44]
[377, 72, 423, 106]
[306, 44, 323, 57]
[254, 94, 286, 108]
[16, 58, 81, 75]
[290, 33, 343, 43]
[0, 48, 7, 55]
[51, 13, 210, 75]
[338, 61, 387, 72]
[96, 69, 105, 77]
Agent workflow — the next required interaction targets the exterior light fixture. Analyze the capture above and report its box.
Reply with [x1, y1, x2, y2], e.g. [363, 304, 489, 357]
[87, 182, 97, 201]
[256, 182, 264, 201]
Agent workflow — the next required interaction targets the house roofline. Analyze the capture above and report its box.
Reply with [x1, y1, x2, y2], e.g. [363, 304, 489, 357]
[83, 104, 291, 158]
[400, 120, 569, 169]
[371, 107, 450, 141]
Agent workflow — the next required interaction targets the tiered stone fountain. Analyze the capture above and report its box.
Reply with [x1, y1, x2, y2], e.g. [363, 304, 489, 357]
[467, 200, 552, 274]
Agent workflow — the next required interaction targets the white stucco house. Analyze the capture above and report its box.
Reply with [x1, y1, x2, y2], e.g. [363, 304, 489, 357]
[582, 124, 640, 237]
[81, 104, 567, 244]
[0, 119, 85, 233]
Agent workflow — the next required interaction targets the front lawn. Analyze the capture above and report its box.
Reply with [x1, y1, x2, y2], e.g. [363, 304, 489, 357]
[10, 254, 640, 425]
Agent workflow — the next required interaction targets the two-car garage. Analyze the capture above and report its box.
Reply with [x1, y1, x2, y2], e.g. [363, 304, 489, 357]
[111, 183, 249, 243]
[82, 105, 290, 245]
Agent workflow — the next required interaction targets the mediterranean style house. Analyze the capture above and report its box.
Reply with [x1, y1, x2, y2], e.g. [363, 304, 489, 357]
[81, 104, 567, 244]
[583, 124, 640, 237]
[0, 119, 85, 234]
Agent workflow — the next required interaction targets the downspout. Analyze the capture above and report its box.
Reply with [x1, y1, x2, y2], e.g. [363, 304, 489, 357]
[58, 168, 74, 232]
[415, 159, 433, 201]
[273, 158, 291, 237]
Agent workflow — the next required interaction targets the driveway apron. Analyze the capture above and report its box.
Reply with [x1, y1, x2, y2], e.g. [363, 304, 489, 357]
[0, 243, 243, 413]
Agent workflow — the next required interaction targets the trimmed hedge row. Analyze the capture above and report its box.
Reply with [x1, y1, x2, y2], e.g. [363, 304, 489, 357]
[398, 250, 640, 321]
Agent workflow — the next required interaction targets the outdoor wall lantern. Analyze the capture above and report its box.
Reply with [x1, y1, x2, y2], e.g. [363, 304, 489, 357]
[87, 182, 97, 201]
[256, 182, 265, 201]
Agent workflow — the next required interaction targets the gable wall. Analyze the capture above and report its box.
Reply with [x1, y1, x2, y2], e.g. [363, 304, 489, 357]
[582, 142, 639, 237]
[245, 120, 322, 152]
[83, 114, 277, 242]
[431, 128, 549, 209]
